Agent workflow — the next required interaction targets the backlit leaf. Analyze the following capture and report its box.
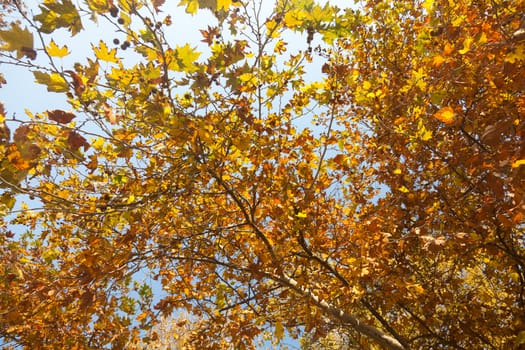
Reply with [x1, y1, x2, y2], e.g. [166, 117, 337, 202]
[433, 106, 456, 124]
[511, 159, 525, 168]
[0, 23, 34, 59]
[47, 39, 69, 57]
[168, 44, 201, 72]
[34, 0, 83, 35]
[33, 71, 69, 92]
[93, 40, 118, 63]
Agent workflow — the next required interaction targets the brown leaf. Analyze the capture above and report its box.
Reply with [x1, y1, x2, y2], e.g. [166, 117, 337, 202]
[65, 70, 85, 96]
[67, 131, 89, 152]
[0, 121, 9, 144]
[485, 173, 505, 200]
[86, 154, 98, 171]
[481, 120, 512, 146]
[200, 26, 220, 45]
[152, 0, 165, 12]
[21, 46, 37, 60]
[102, 103, 118, 124]
[13, 125, 30, 145]
[48, 109, 76, 124]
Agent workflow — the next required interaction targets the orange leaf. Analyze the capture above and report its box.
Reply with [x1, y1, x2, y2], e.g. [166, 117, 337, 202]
[434, 106, 456, 124]
[432, 55, 446, 67]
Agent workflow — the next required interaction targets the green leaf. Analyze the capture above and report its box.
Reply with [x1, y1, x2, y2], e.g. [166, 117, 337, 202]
[33, 71, 69, 92]
[0, 23, 34, 59]
[34, 0, 83, 36]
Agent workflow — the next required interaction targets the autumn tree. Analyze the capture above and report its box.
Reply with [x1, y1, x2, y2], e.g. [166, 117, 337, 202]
[1, 0, 524, 349]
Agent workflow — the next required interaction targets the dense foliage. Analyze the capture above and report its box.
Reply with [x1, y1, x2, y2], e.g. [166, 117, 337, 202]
[1, 0, 524, 349]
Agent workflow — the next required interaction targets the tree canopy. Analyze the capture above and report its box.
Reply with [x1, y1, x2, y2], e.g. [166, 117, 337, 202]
[1, 0, 524, 349]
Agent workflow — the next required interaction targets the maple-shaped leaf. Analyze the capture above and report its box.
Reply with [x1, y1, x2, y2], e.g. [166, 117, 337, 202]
[48, 110, 76, 124]
[505, 43, 525, 63]
[152, 0, 166, 12]
[34, 0, 83, 35]
[0, 23, 35, 59]
[47, 39, 69, 57]
[168, 44, 201, 72]
[33, 71, 69, 92]
[93, 40, 118, 63]
[200, 26, 220, 45]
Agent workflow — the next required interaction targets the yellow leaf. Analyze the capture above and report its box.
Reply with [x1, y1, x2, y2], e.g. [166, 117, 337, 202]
[180, 0, 199, 14]
[505, 44, 525, 63]
[274, 321, 285, 339]
[86, 0, 110, 12]
[434, 106, 456, 124]
[512, 159, 525, 168]
[451, 15, 466, 27]
[47, 39, 69, 57]
[393, 168, 402, 175]
[239, 73, 255, 82]
[284, 10, 304, 28]
[274, 40, 287, 54]
[478, 31, 487, 45]
[168, 44, 200, 72]
[398, 186, 410, 193]
[432, 54, 446, 67]
[136, 311, 148, 322]
[422, 0, 433, 11]
[33, 71, 69, 92]
[92, 137, 105, 150]
[408, 284, 425, 294]
[126, 194, 135, 204]
[296, 211, 307, 218]
[217, 0, 231, 10]
[93, 40, 118, 63]
[458, 36, 473, 55]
